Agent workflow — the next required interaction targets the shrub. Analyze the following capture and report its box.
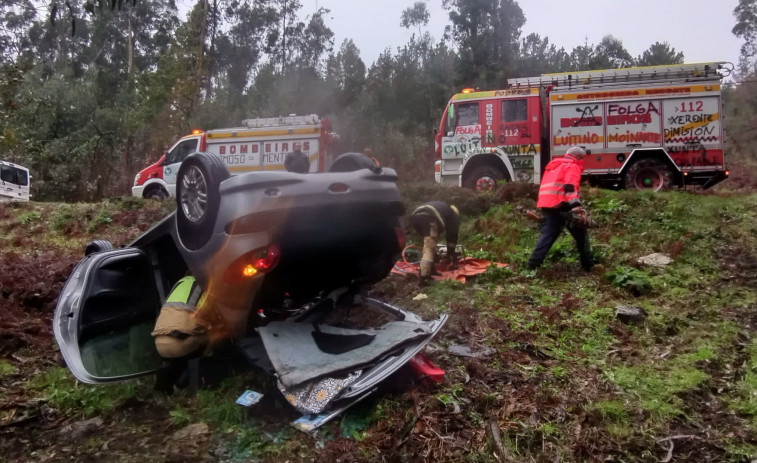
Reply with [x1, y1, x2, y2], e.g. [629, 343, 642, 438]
[605, 266, 653, 295]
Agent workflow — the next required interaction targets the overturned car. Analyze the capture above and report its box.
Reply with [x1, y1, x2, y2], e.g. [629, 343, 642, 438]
[53, 152, 447, 430]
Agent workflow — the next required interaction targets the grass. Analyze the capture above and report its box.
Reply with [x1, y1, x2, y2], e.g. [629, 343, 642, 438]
[29, 367, 145, 417]
[0, 360, 18, 377]
[4, 185, 757, 462]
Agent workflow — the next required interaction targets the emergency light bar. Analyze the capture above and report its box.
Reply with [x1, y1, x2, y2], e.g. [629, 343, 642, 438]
[241, 114, 320, 128]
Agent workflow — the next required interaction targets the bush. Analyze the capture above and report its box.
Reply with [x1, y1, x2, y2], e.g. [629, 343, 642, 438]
[604, 266, 653, 295]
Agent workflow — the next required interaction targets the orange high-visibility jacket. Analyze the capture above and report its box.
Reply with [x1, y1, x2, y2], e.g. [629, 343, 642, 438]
[536, 155, 584, 209]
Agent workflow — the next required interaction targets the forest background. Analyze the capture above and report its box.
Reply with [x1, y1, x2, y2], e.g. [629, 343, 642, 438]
[2, 0, 757, 202]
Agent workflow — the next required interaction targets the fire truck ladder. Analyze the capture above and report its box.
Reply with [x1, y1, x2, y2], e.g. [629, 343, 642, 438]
[507, 62, 731, 90]
[241, 114, 321, 128]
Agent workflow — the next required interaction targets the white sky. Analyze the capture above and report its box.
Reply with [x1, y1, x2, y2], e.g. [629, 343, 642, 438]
[307, 0, 742, 70]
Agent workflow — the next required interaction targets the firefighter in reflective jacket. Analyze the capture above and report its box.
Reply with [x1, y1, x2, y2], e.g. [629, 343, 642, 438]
[151, 276, 210, 392]
[410, 201, 460, 284]
[526, 146, 594, 271]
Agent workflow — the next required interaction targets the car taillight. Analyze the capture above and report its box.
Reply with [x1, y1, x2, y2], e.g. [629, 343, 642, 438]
[223, 244, 281, 283]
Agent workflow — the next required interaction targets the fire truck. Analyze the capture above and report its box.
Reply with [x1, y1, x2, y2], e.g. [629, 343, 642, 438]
[434, 62, 731, 191]
[132, 114, 337, 199]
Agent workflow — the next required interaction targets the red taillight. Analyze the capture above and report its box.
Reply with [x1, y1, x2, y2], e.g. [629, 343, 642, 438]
[329, 183, 349, 193]
[223, 244, 281, 283]
[394, 227, 406, 250]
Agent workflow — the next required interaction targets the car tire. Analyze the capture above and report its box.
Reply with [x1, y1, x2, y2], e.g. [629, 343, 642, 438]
[329, 152, 379, 173]
[463, 165, 504, 191]
[144, 186, 169, 200]
[624, 158, 673, 192]
[84, 239, 113, 256]
[176, 152, 230, 251]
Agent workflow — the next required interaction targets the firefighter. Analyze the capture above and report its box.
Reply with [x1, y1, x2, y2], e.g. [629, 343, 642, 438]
[151, 276, 210, 393]
[526, 146, 594, 271]
[410, 201, 460, 285]
[285, 148, 310, 173]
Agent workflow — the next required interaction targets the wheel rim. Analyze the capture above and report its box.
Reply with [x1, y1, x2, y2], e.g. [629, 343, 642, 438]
[475, 176, 497, 191]
[632, 166, 664, 192]
[180, 165, 208, 223]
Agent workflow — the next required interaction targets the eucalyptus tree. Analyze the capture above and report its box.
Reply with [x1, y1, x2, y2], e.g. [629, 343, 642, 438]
[442, 0, 525, 88]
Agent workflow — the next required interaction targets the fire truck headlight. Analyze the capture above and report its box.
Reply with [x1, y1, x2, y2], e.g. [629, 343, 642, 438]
[134, 173, 141, 185]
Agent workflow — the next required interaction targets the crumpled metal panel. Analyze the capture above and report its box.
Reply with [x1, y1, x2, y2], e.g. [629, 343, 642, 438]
[258, 321, 433, 388]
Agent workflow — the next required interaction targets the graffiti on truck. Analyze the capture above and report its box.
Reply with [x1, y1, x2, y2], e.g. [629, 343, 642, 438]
[560, 105, 602, 127]
[667, 144, 723, 167]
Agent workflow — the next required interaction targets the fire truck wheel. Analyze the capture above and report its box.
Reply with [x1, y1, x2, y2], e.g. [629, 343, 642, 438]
[176, 152, 230, 251]
[144, 186, 169, 200]
[84, 239, 113, 256]
[463, 165, 504, 191]
[624, 158, 673, 192]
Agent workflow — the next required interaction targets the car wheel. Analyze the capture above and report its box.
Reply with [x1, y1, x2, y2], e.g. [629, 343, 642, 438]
[176, 152, 230, 251]
[84, 239, 113, 256]
[463, 165, 504, 191]
[329, 152, 379, 172]
[144, 186, 169, 200]
[624, 158, 673, 192]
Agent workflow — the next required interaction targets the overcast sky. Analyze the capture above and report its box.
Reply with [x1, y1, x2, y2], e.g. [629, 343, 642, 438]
[304, 0, 742, 71]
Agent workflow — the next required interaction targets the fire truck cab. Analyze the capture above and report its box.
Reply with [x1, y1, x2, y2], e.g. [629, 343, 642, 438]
[435, 62, 731, 191]
[132, 114, 335, 199]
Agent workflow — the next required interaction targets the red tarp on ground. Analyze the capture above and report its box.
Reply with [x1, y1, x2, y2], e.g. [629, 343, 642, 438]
[391, 257, 507, 284]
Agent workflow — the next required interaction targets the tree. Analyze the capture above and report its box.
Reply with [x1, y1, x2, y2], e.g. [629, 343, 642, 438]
[589, 35, 633, 69]
[569, 40, 593, 71]
[443, 0, 525, 88]
[400, 1, 430, 36]
[326, 39, 365, 108]
[636, 42, 684, 66]
[516, 33, 571, 77]
[733, 0, 757, 75]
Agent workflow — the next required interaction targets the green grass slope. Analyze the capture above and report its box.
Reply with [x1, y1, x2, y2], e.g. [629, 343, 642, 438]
[1, 186, 756, 462]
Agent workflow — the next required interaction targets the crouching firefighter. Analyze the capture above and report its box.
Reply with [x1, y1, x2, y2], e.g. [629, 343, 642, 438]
[410, 201, 460, 285]
[151, 276, 212, 393]
[527, 146, 594, 272]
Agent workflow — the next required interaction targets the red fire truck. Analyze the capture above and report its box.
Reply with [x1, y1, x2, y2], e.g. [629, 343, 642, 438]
[132, 114, 337, 199]
[434, 62, 731, 191]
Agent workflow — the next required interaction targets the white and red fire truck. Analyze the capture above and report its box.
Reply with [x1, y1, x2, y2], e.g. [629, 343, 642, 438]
[434, 62, 731, 191]
[132, 114, 337, 199]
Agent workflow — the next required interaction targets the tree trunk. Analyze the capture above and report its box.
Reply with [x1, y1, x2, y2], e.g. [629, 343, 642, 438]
[127, 9, 134, 76]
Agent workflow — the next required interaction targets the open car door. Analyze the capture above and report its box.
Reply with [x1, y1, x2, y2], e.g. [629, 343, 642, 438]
[53, 247, 163, 383]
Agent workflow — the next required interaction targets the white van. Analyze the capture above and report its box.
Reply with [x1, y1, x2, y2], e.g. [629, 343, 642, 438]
[0, 160, 31, 202]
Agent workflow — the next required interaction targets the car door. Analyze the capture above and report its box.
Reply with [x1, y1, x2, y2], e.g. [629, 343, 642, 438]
[54, 247, 164, 383]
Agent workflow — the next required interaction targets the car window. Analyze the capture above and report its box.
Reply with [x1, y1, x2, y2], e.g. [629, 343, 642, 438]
[444, 105, 456, 135]
[501, 99, 528, 122]
[457, 102, 479, 127]
[80, 320, 162, 377]
[1, 165, 14, 183]
[14, 167, 28, 186]
[165, 139, 199, 165]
